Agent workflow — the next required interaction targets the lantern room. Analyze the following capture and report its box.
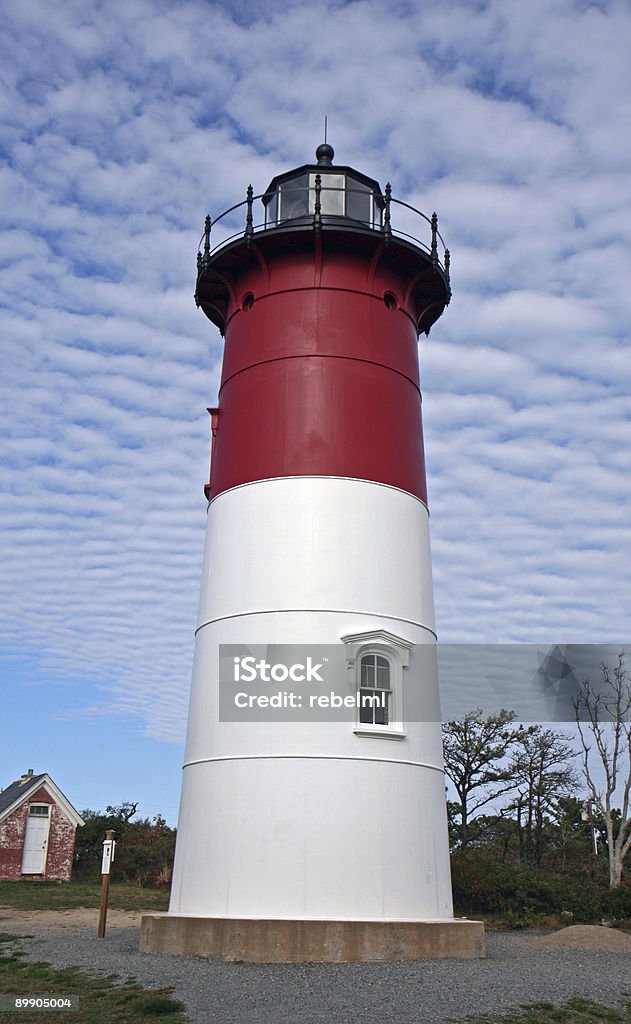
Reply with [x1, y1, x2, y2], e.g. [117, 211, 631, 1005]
[195, 144, 451, 339]
[263, 143, 384, 228]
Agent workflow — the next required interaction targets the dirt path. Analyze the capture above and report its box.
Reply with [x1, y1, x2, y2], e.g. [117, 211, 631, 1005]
[0, 906, 144, 932]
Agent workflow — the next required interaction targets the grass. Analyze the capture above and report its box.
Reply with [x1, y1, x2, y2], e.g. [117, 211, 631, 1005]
[0, 880, 169, 913]
[0, 933, 186, 1023]
[458, 997, 631, 1023]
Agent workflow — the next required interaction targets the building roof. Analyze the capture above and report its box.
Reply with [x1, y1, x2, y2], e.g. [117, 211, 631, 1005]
[0, 773, 85, 827]
[0, 774, 47, 817]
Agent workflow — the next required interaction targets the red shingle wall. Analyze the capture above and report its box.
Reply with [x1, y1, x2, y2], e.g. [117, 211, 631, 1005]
[46, 804, 78, 880]
[0, 787, 78, 881]
[0, 803, 28, 879]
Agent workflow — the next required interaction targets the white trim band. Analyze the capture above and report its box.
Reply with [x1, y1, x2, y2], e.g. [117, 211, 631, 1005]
[182, 754, 445, 774]
[195, 609, 438, 638]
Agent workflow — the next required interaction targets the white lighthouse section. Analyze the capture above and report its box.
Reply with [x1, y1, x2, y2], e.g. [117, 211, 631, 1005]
[168, 475, 455, 921]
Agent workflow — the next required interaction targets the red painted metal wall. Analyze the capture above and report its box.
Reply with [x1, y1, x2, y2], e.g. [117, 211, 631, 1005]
[0, 786, 78, 881]
[206, 248, 430, 504]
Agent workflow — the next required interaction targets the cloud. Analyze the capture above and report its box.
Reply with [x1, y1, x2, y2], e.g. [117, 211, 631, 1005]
[1, 0, 630, 744]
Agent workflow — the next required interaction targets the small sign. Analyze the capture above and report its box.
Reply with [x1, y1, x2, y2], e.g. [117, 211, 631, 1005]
[101, 839, 116, 875]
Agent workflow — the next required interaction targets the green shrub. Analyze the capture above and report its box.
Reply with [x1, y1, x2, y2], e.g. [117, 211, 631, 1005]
[451, 851, 559, 917]
[602, 883, 631, 921]
[74, 806, 175, 888]
[451, 849, 618, 924]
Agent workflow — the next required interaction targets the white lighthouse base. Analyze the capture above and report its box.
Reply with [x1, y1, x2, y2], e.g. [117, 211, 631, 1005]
[139, 914, 485, 961]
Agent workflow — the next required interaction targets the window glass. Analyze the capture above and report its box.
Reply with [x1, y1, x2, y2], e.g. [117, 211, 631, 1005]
[374, 697, 389, 727]
[346, 180, 371, 224]
[359, 654, 391, 726]
[359, 689, 374, 724]
[29, 805, 49, 816]
[266, 191, 278, 226]
[361, 656, 375, 688]
[376, 656, 390, 688]
[279, 174, 309, 221]
[359, 686, 390, 725]
[311, 173, 345, 216]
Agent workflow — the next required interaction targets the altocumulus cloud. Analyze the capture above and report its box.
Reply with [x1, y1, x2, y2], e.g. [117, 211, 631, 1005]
[1, 0, 630, 741]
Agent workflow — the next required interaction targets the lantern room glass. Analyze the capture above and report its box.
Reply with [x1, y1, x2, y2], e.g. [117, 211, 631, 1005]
[265, 172, 381, 228]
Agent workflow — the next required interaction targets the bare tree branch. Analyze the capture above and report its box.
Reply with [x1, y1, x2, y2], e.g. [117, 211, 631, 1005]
[572, 651, 631, 887]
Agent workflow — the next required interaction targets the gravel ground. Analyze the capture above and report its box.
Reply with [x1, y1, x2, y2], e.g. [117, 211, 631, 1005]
[9, 927, 631, 1024]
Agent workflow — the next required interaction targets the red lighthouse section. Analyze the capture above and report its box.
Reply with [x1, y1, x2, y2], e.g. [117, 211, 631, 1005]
[195, 147, 451, 505]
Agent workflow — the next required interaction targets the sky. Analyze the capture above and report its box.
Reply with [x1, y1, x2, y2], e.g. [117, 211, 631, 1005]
[1, 0, 630, 827]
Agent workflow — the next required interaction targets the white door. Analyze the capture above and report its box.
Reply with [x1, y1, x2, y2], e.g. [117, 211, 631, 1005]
[21, 806, 51, 874]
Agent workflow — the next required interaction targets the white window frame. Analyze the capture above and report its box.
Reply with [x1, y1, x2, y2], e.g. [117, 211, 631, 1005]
[28, 804, 50, 817]
[341, 629, 412, 739]
[358, 651, 392, 728]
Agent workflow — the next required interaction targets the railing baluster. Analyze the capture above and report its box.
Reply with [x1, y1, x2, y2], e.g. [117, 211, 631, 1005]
[202, 215, 211, 271]
[245, 185, 254, 245]
[430, 212, 438, 271]
[314, 173, 322, 231]
[383, 183, 392, 244]
[194, 250, 202, 307]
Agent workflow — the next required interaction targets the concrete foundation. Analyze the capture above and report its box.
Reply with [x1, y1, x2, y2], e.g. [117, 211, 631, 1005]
[140, 914, 485, 962]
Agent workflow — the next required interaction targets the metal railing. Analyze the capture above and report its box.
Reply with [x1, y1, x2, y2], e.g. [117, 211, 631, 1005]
[196, 180, 450, 288]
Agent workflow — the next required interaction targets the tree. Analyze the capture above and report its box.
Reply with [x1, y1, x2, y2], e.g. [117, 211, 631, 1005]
[553, 796, 602, 873]
[106, 801, 138, 823]
[442, 709, 526, 848]
[509, 726, 578, 865]
[74, 803, 139, 876]
[573, 652, 631, 888]
[75, 802, 176, 887]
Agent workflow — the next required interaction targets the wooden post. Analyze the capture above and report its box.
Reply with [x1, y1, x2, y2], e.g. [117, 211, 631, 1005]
[97, 829, 116, 939]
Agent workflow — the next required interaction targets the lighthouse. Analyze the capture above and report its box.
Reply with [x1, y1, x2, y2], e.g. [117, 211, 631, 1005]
[141, 145, 484, 961]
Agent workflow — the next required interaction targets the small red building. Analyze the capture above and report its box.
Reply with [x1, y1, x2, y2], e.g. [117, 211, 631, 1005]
[0, 771, 85, 881]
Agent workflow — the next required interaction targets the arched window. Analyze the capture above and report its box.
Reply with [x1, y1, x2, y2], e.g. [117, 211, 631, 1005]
[359, 653, 391, 726]
[341, 630, 412, 738]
